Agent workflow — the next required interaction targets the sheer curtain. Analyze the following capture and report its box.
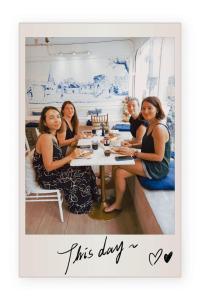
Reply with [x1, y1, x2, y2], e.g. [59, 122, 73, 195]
[134, 37, 175, 149]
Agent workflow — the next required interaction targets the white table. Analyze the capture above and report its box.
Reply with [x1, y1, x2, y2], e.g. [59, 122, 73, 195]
[70, 132, 135, 203]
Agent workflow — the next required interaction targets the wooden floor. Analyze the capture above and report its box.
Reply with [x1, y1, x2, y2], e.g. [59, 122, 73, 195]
[25, 188, 143, 235]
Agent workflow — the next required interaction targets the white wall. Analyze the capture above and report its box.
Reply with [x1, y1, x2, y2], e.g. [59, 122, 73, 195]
[25, 39, 137, 125]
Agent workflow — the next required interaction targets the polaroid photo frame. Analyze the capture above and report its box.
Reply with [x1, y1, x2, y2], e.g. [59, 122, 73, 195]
[19, 23, 181, 277]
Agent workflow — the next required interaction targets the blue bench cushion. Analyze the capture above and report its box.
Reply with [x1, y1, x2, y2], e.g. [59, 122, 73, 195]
[112, 123, 130, 131]
[32, 111, 41, 116]
[138, 159, 175, 190]
[26, 122, 39, 128]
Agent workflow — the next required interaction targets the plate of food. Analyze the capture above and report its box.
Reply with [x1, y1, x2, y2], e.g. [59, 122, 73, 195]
[77, 149, 93, 159]
[82, 131, 94, 138]
[108, 132, 119, 141]
[110, 147, 121, 154]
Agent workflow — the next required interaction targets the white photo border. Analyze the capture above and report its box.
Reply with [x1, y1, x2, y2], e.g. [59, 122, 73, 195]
[19, 23, 181, 277]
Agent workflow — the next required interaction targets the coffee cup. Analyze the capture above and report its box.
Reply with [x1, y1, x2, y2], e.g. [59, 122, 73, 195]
[104, 149, 111, 157]
[92, 140, 98, 150]
[104, 137, 110, 146]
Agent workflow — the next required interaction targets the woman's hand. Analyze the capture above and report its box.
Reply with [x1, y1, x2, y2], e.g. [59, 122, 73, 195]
[117, 147, 135, 156]
[79, 132, 86, 139]
[69, 148, 82, 159]
[75, 132, 84, 140]
[121, 140, 132, 147]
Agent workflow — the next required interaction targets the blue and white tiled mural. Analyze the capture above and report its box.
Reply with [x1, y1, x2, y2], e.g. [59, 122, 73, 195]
[26, 57, 129, 104]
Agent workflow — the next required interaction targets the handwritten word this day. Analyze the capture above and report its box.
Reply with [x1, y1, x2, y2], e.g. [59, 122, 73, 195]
[57, 236, 126, 275]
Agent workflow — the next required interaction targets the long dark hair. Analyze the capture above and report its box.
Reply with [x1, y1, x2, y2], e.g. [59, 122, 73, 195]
[141, 96, 166, 120]
[39, 106, 61, 133]
[61, 100, 79, 134]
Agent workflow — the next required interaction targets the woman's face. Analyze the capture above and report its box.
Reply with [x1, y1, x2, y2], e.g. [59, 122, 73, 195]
[127, 100, 139, 115]
[141, 101, 157, 121]
[63, 104, 75, 119]
[44, 109, 61, 131]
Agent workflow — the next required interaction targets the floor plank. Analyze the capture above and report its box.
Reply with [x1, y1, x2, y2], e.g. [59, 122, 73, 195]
[26, 189, 143, 235]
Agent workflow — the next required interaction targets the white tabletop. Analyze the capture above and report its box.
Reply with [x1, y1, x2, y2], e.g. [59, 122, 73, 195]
[70, 132, 135, 167]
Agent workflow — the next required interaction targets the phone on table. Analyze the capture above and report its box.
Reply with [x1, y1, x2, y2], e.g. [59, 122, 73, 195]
[77, 145, 91, 149]
[115, 156, 134, 161]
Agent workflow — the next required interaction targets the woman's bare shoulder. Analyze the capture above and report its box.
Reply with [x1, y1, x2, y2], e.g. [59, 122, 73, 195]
[38, 133, 52, 143]
[153, 123, 169, 138]
[57, 119, 67, 134]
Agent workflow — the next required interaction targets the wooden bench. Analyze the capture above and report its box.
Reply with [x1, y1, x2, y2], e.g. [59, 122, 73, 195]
[127, 176, 175, 234]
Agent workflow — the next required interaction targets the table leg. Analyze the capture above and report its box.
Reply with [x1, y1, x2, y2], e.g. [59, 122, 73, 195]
[100, 165, 106, 204]
[88, 165, 121, 220]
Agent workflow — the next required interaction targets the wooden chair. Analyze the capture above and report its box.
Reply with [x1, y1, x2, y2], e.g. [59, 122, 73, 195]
[35, 127, 40, 137]
[25, 135, 30, 153]
[91, 114, 109, 129]
[25, 150, 64, 222]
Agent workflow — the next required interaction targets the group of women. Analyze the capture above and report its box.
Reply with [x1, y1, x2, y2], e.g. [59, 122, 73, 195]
[32, 96, 171, 215]
[33, 101, 99, 214]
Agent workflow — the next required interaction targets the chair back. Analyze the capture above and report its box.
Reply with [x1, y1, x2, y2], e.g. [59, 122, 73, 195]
[35, 128, 40, 137]
[91, 114, 109, 129]
[25, 149, 41, 194]
[25, 135, 30, 152]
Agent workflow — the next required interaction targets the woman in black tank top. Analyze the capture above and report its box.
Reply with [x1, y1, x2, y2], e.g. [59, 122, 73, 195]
[57, 101, 84, 156]
[105, 96, 171, 213]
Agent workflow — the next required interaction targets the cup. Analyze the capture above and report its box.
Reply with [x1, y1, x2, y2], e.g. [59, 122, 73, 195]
[104, 137, 110, 146]
[92, 140, 98, 150]
[104, 149, 111, 157]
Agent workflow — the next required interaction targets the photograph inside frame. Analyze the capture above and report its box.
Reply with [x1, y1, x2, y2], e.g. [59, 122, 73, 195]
[25, 36, 175, 235]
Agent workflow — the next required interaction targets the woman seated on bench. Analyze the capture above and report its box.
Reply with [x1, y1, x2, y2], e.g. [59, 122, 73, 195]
[121, 97, 148, 148]
[57, 100, 84, 156]
[105, 96, 171, 213]
[33, 106, 99, 214]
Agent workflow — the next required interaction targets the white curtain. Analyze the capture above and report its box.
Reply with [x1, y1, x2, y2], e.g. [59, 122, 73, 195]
[134, 37, 175, 149]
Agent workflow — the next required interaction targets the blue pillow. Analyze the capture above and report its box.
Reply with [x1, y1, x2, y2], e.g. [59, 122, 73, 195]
[171, 151, 175, 159]
[26, 122, 38, 128]
[137, 159, 175, 190]
[32, 111, 41, 116]
[112, 124, 130, 131]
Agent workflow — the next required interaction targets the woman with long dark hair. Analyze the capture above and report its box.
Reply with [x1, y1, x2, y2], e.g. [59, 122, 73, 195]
[57, 100, 83, 155]
[33, 106, 99, 214]
[105, 96, 171, 213]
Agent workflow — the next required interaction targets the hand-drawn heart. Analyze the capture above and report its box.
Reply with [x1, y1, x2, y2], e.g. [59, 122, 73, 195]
[164, 251, 173, 263]
[149, 248, 163, 266]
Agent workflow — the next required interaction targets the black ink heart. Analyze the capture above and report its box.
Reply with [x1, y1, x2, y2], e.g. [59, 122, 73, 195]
[164, 251, 173, 263]
[149, 248, 163, 266]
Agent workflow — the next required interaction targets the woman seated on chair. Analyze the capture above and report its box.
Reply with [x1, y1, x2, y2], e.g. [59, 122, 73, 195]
[33, 106, 99, 214]
[121, 97, 148, 148]
[105, 96, 171, 213]
[57, 100, 84, 155]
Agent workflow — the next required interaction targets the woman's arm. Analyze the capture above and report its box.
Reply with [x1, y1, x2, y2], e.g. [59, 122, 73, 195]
[118, 125, 169, 162]
[130, 125, 147, 148]
[57, 121, 78, 147]
[39, 134, 81, 171]
[121, 125, 146, 148]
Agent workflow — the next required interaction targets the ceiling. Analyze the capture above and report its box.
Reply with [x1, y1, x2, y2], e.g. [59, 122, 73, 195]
[26, 37, 149, 47]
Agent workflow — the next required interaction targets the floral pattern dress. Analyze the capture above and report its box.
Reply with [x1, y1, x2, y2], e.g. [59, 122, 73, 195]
[33, 139, 99, 214]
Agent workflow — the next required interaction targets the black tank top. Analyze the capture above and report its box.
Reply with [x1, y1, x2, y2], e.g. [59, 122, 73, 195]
[61, 119, 75, 156]
[141, 123, 171, 179]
